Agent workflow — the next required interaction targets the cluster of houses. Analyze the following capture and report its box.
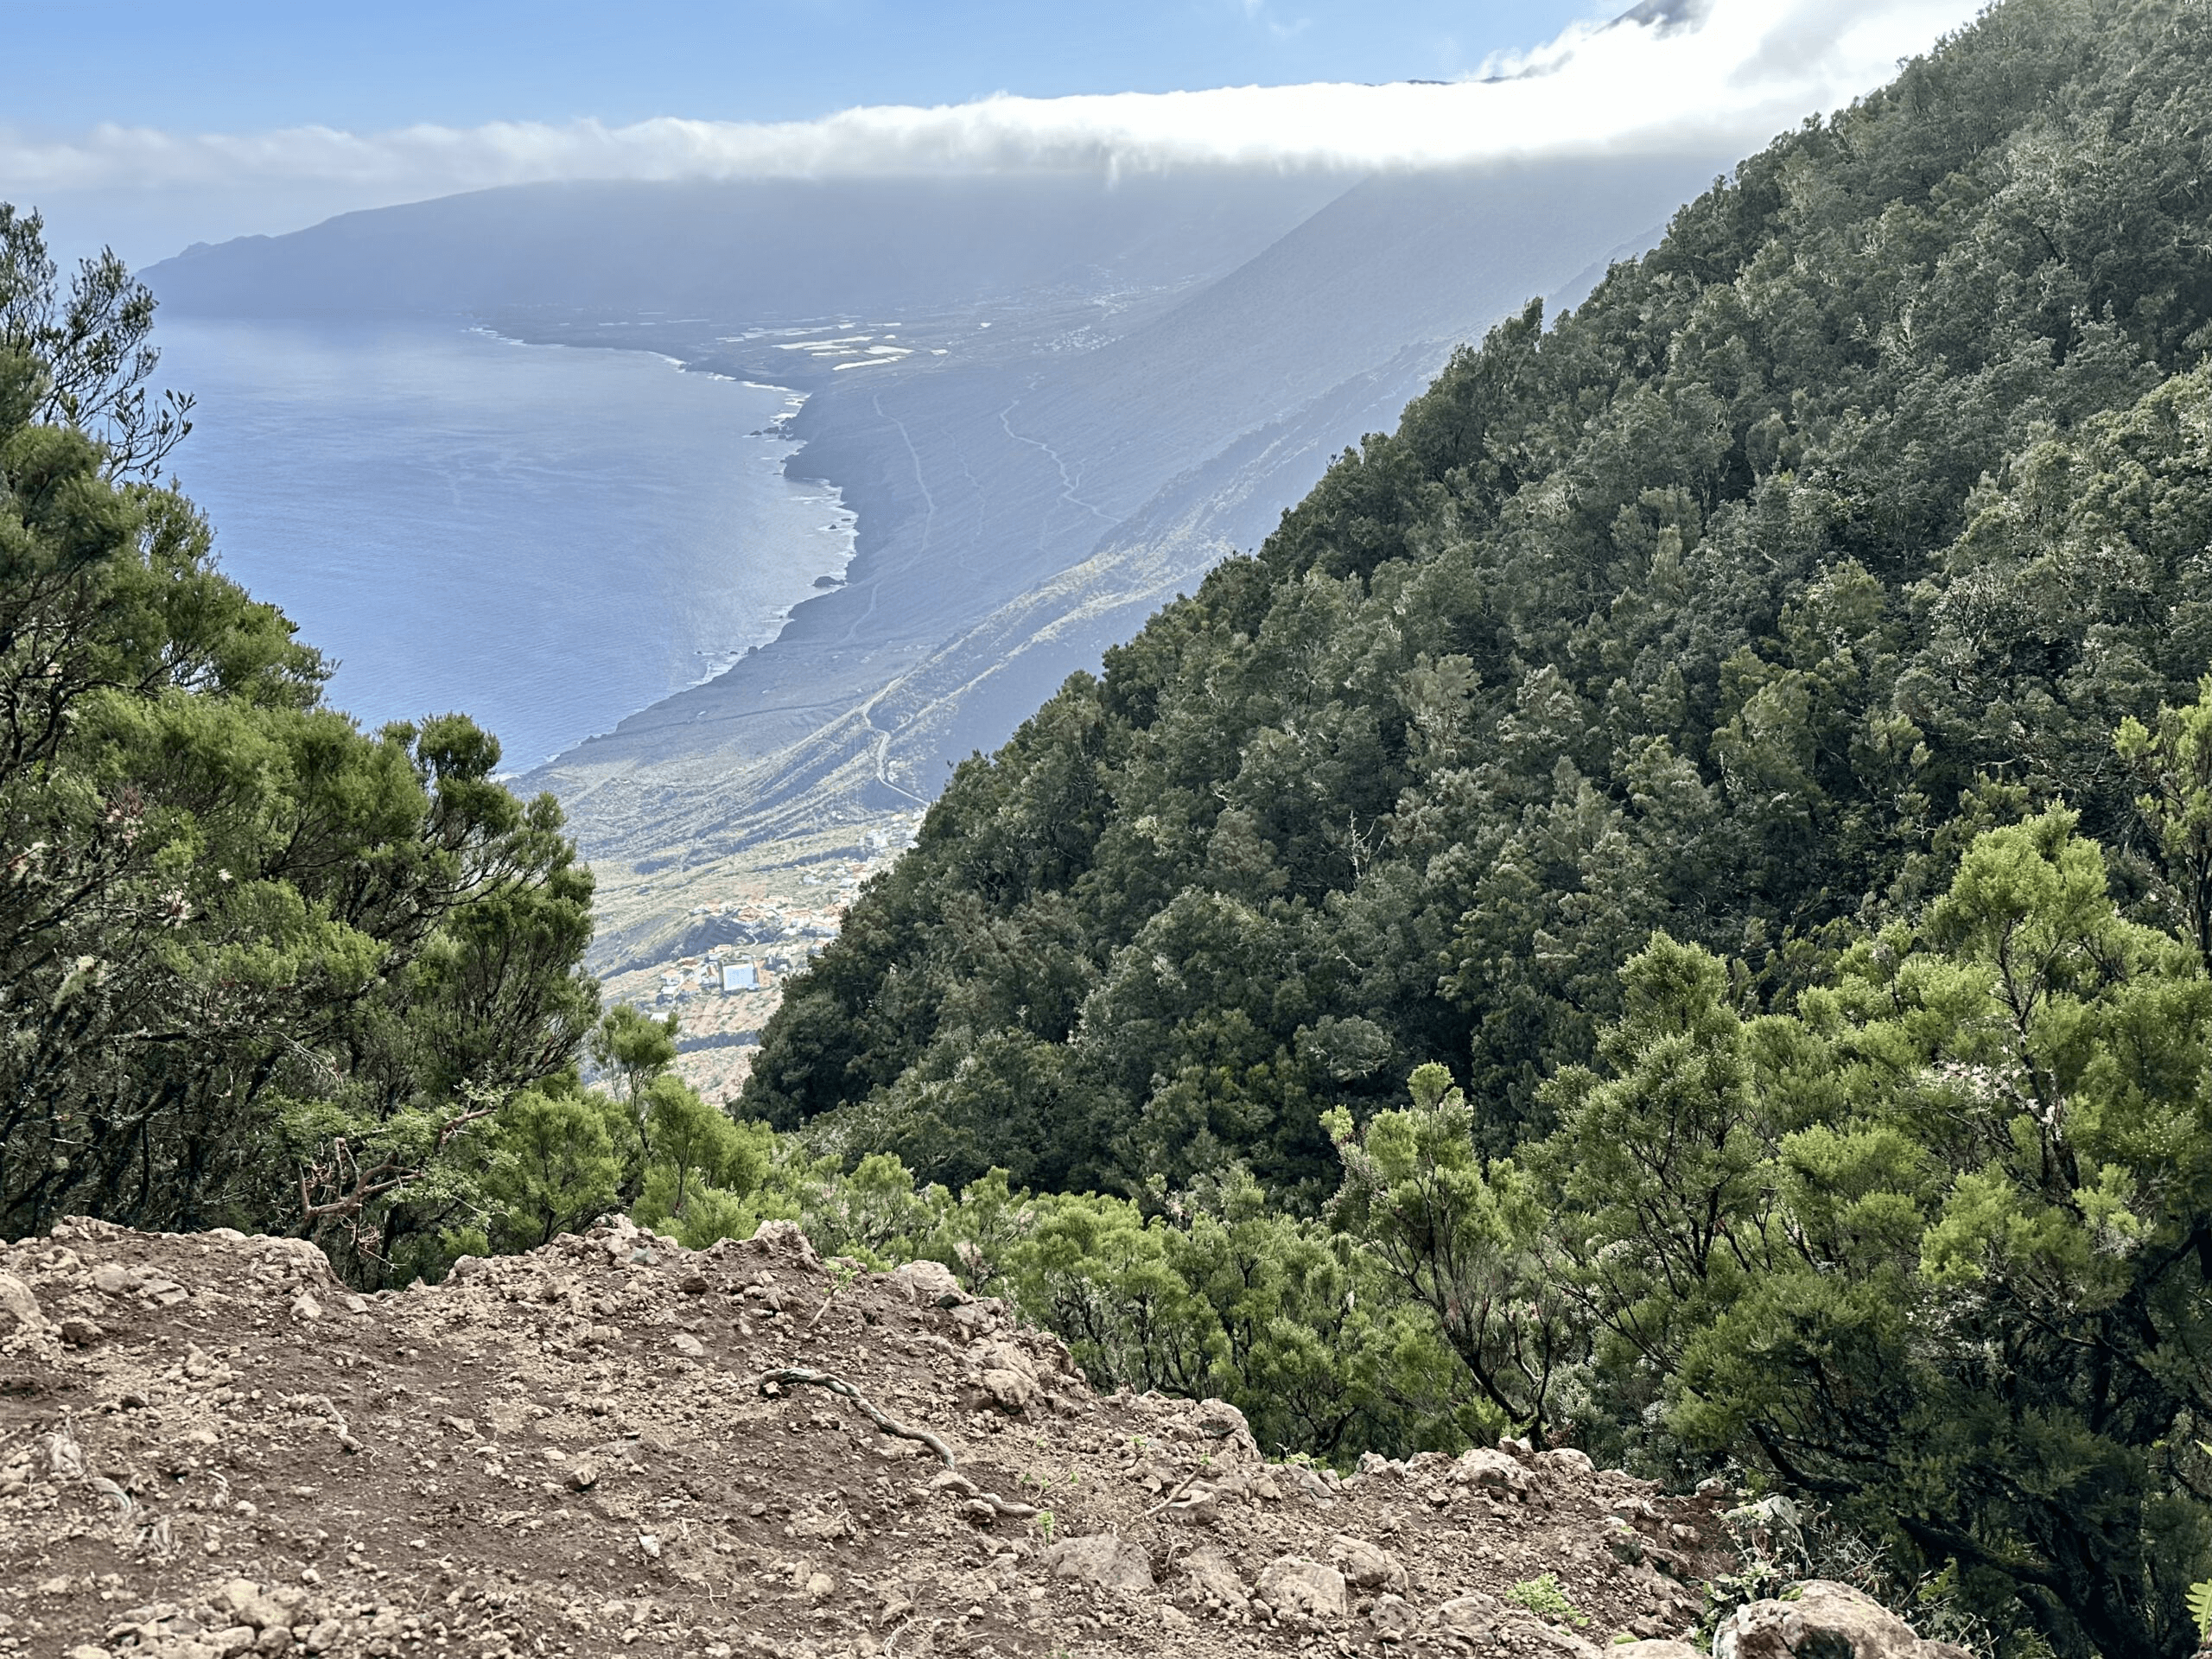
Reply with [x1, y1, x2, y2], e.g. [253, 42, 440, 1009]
[651, 830, 922, 1011]
[653, 907, 845, 1007]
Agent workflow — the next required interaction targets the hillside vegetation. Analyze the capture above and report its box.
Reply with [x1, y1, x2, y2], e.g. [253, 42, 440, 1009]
[11, 1, 2212, 1650]
[727, 1, 2212, 1650]
[747, 0, 2212, 1197]
[0, 207, 601, 1270]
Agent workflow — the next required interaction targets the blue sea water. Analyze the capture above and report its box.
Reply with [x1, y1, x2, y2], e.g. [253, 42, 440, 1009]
[152, 319, 853, 767]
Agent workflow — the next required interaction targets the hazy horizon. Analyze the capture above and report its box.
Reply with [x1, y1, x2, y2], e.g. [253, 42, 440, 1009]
[6, 0, 1980, 269]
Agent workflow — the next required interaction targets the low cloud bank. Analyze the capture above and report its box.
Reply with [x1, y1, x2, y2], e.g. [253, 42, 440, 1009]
[7, 0, 1980, 201]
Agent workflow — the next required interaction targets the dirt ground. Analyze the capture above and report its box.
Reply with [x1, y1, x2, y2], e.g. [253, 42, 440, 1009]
[1, 1216, 1731, 1659]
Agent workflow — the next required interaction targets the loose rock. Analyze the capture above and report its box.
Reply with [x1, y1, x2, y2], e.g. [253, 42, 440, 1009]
[1715, 1580, 1972, 1659]
[1042, 1535, 1154, 1595]
[1255, 1557, 1347, 1620]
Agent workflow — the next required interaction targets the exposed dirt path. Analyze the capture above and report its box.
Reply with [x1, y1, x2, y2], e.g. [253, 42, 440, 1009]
[1, 1217, 1726, 1659]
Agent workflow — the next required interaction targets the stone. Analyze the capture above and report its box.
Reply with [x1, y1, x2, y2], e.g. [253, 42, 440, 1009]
[804, 1573, 836, 1600]
[254, 1629, 293, 1655]
[1511, 1621, 1604, 1657]
[746, 1220, 821, 1271]
[1537, 1446, 1595, 1478]
[890, 1260, 968, 1307]
[1435, 1594, 1500, 1640]
[90, 1265, 137, 1295]
[66, 1647, 111, 1659]
[1715, 1581, 1971, 1659]
[1041, 1535, 1154, 1595]
[968, 1338, 1039, 1413]
[1367, 1595, 1421, 1642]
[289, 1294, 321, 1322]
[1327, 1534, 1409, 1592]
[213, 1626, 258, 1657]
[1255, 1558, 1347, 1620]
[58, 1317, 105, 1347]
[1180, 1546, 1246, 1605]
[948, 1301, 997, 1336]
[566, 1460, 601, 1492]
[219, 1581, 256, 1605]
[0, 1272, 49, 1333]
[238, 1596, 289, 1630]
[1452, 1446, 1534, 1496]
[1613, 1644, 1701, 1659]
[1160, 1485, 1220, 1527]
[302, 1623, 343, 1653]
[1190, 1398, 1257, 1451]
[671, 1334, 704, 1358]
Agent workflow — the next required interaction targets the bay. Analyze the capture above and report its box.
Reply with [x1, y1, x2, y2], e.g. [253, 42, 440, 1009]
[150, 318, 854, 768]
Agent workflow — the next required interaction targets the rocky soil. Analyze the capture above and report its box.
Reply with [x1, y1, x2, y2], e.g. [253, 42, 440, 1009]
[1, 1215, 1743, 1659]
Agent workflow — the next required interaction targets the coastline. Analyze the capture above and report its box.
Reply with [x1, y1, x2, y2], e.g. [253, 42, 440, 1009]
[483, 316, 929, 777]
[471, 321, 866, 723]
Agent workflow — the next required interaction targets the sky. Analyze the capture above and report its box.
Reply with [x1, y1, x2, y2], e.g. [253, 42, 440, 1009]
[6, 2, 1606, 130]
[1, 0, 1986, 267]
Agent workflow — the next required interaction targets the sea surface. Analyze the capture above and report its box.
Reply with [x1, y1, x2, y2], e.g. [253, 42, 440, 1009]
[152, 319, 854, 767]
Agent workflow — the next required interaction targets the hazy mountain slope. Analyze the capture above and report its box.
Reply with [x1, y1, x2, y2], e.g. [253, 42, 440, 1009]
[526, 155, 1720, 863]
[143, 171, 1352, 321]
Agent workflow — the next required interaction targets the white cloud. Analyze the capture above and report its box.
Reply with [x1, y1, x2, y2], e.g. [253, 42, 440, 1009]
[2, 0, 1982, 244]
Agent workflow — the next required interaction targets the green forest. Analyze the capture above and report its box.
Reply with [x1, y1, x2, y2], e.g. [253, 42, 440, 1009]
[9, 0, 2212, 1650]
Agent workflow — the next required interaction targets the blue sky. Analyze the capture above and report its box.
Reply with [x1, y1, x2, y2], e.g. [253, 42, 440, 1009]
[3, 1, 1599, 131]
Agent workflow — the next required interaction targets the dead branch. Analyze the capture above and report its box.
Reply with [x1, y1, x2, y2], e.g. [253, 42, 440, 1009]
[297, 1102, 501, 1264]
[759, 1366, 957, 1468]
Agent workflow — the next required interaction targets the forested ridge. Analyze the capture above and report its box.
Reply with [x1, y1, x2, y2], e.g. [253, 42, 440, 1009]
[748, 0, 2212, 1197]
[720, 1, 2212, 1648]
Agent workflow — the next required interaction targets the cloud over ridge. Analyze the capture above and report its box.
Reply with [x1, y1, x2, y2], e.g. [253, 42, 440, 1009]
[4, 0, 1983, 203]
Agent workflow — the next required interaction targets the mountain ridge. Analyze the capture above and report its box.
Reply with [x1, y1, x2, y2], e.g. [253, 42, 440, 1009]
[510, 155, 1722, 872]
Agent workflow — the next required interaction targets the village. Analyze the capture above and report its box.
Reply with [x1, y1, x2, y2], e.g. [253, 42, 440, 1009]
[593, 816, 919, 1103]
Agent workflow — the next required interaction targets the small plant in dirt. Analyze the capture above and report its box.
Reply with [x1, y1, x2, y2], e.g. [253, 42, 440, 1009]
[1024, 1467, 1081, 1501]
[1033, 1510, 1057, 1544]
[1505, 1573, 1588, 1628]
[810, 1258, 862, 1325]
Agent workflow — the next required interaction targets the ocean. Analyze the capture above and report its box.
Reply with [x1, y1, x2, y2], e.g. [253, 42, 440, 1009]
[150, 318, 854, 769]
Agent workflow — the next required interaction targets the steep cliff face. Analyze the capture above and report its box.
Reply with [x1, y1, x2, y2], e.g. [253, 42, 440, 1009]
[1, 1216, 1733, 1656]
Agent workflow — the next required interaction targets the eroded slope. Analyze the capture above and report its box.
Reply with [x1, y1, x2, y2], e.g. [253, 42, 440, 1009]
[3, 1217, 1726, 1657]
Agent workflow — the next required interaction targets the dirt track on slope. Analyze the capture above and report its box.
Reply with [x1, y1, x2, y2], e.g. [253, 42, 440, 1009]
[1, 1216, 1726, 1658]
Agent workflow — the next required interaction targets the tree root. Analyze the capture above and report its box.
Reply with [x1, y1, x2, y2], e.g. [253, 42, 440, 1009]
[1141, 1471, 1202, 1517]
[760, 1366, 957, 1468]
[928, 1469, 1038, 1519]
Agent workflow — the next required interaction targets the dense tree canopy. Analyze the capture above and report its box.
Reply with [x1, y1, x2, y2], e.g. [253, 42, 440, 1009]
[0, 213, 599, 1279]
[746, 0, 2212, 1208]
